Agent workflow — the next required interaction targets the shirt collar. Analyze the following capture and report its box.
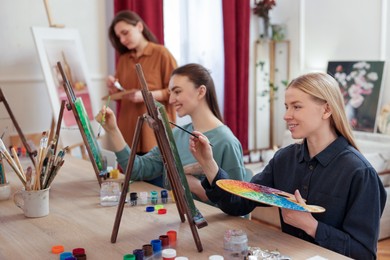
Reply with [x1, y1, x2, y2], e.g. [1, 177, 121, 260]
[299, 136, 349, 166]
[128, 42, 153, 59]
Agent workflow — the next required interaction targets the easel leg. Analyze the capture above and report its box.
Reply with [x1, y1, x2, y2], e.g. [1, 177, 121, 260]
[111, 116, 145, 243]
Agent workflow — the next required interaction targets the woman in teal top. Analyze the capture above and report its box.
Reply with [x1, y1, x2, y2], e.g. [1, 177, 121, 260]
[96, 63, 246, 203]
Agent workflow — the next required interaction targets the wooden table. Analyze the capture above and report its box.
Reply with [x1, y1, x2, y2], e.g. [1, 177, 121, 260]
[0, 156, 350, 259]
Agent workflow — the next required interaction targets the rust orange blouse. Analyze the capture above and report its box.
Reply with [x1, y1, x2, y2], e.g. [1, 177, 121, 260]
[115, 42, 177, 153]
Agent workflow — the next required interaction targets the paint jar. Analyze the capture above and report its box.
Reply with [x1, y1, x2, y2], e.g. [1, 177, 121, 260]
[161, 189, 168, 203]
[167, 230, 177, 248]
[100, 181, 120, 206]
[223, 229, 248, 260]
[159, 234, 170, 249]
[209, 255, 224, 260]
[72, 247, 86, 260]
[59, 252, 73, 260]
[139, 191, 148, 205]
[162, 248, 176, 260]
[175, 257, 189, 260]
[132, 249, 144, 260]
[123, 254, 135, 260]
[130, 192, 138, 206]
[142, 244, 153, 259]
[150, 190, 158, 205]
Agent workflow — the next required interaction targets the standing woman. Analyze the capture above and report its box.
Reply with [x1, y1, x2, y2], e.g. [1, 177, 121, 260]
[189, 72, 386, 259]
[107, 10, 177, 154]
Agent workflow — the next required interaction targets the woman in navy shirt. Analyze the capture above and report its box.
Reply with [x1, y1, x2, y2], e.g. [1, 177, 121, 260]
[189, 72, 387, 259]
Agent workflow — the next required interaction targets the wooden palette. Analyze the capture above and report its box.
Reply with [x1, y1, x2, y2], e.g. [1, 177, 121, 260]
[216, 179, 325, 213]
[102, 89, 138, 101]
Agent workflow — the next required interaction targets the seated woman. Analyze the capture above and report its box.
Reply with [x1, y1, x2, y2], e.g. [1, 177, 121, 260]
[189, 72, 387, 259]
[96, 63, 247, 203]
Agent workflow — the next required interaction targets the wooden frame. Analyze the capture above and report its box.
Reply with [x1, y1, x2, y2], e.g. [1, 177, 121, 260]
[111, 64, 207, 252]
[56, 62, 106, 185]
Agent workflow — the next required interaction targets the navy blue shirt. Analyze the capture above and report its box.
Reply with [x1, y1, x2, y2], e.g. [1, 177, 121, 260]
[202, 136, 387, 259]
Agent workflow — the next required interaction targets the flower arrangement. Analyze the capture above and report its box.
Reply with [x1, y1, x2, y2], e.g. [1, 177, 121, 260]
[253, 0, 276, 20]
[253, 0, 276, 38]
[333, 61, 379, 127]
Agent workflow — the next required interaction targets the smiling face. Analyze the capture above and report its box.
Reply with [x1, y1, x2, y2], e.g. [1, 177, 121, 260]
[168, 75, 204, 118]
[114, 21, 144, 50]
[284, 87, 328, 140]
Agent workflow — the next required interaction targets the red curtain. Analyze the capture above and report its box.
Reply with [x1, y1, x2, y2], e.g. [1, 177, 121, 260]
[114, 0, 165, 44]
[222, 0, 250, 151]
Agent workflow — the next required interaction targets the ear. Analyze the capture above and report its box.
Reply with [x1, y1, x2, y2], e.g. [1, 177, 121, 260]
[136, 21, 144, 32]
[198, 85, 207, 99]
[322, 102, 332, 119]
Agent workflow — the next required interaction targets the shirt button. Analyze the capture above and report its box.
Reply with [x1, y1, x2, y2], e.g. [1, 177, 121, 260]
[302, 185, 308, 192]
[309, 165, 314, 170]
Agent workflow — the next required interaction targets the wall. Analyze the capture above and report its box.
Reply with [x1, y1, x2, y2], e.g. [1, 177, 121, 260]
[248, 0, 390, 149]
[0, 0, 109, 148]
[1, 0, 389, 151]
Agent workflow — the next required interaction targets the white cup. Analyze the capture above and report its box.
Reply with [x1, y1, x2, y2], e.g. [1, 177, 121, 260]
[0, 182, 11, 201]
[13, 187, 50, 218]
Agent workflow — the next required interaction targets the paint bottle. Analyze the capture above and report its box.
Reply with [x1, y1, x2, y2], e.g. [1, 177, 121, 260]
[162, 248, 176, 260]
[223, 229, 248, 260]
[132, 249, 144, 260]
[151, 239, 162, 259]
[166, 230, 177, 248]
[142, 244, 153, 259]
[159, 235, 170, 249]
[139, 191, 148, 205]
[160, 189, 168, 203]
[150, 190, 158, 205]
[123, 254, 135, 260]
[209, 255, 224, 260]
[72, 247, 87, 260]
[130, 192, 138, 206]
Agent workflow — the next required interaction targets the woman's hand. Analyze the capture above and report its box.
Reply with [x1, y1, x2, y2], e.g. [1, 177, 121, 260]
[189, 131, 219, 184]
[95, 106, 118, 133]
[107, 75, 119, 95]
[281, 190, 318, 238]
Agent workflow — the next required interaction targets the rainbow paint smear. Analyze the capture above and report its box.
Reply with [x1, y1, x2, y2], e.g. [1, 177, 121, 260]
[216, 180, 325, 213]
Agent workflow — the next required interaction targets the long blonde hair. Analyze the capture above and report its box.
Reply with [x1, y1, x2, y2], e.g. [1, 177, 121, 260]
[287, 72, 359, 151]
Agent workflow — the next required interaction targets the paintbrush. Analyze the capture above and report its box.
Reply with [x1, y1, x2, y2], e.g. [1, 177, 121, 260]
[114, 80, 125, 91]
[97, 96, 111, 138]
[169, 121, 213, 147]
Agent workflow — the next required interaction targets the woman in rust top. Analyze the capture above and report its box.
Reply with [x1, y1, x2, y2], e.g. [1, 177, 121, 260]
[107, 10, 177, 154]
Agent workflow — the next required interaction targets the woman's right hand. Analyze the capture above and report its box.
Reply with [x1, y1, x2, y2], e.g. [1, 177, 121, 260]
[95, 106, 118, 133]
[107, 75, 119, 95]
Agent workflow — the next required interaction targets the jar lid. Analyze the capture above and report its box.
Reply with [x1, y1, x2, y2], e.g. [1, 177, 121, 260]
[162, 248, 177, 258]
[158, 208, 167, 214]
[52, 245, 64, 254]
[209, 255, 224, 260]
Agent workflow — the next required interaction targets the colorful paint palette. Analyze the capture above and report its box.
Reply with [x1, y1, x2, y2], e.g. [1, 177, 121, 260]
[216, 179, 325, 213]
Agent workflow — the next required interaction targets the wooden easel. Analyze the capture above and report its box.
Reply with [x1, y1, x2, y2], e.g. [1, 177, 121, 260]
[43, 0, 65, 28]
[57, 62, 106, 185]
[111, 64, 207, 252]
[0, 88, 37, 166]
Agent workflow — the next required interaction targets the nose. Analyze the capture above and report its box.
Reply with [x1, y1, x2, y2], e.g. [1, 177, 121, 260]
[168, 93, 175, 104]
[283, 108, 293, 121]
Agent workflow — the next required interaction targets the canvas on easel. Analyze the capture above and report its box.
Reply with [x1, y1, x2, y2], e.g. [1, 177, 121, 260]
[56, 62, 106, 185]
[111, 64, 207, 252]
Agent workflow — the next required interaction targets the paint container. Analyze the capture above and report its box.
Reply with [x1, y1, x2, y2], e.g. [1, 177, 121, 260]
[162, 248, 176, 260]
[209, 255, 224, 260]
[223, 229, 248, 260]
[167, 230, 177, 248]
[175, 257, 189, 260]
[142, 244, 153, 259]
[161, 189, 168, 203]
[100, 181, 120, 206]
[123, 254, 135, 260]
[60, 252, 73, 260]
[151, 239, 162, 259]
[132, 249, 144, 260]
[150, 190, 158, 205]
[159, 234, 170, 249]
[139, 191, 148, 205]
[72, 247, 86, 260]
[130, 192, 138, 206]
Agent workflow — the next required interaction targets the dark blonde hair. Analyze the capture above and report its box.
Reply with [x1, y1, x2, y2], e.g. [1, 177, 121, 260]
[287, 72, 359, 150]
[171, 63, 223, 122]
[108, 10, 158, 55]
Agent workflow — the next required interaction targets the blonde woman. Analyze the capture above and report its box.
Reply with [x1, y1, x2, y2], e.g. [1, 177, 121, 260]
[189, 72, 386, 259]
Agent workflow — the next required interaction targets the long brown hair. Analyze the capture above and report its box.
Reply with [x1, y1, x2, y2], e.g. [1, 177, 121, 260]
[108, 10, 158, 55]
[171, 63, 223, 122]
[287, 72, 359, 150]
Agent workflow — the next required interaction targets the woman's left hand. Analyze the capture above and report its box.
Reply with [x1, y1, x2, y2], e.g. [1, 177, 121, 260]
[281, 190, 318, 238]
[123, 90, 143, 103]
